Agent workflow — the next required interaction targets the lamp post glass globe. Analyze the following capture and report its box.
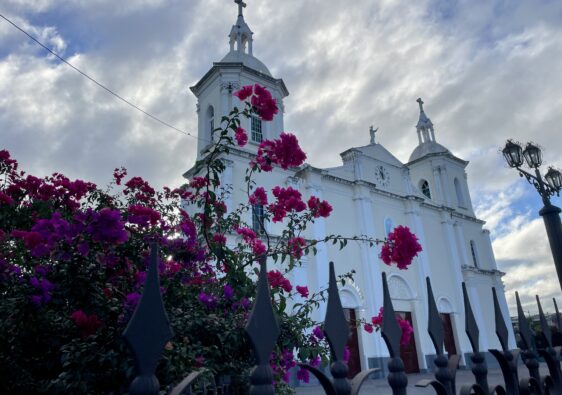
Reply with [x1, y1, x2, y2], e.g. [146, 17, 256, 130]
[523, 142, 543, 168]
[545, 167, 562, 191]
[502, 140, 524, 168]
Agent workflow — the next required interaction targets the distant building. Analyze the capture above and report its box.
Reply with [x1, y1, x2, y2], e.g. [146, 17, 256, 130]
[184, 2, 516, 375]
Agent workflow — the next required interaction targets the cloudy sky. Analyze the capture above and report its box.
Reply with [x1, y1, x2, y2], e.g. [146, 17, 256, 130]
[1, 0, 562, 316]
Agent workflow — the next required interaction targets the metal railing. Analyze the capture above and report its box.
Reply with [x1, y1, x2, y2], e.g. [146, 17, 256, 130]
[123, 245, 562, 395]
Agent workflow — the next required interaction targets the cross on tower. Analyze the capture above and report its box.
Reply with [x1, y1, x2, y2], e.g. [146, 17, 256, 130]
[235, 0, 247, 16]
[417, 97, 424, 112]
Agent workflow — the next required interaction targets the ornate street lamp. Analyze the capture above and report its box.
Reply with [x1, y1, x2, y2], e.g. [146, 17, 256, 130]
[502, 140, 562, 290]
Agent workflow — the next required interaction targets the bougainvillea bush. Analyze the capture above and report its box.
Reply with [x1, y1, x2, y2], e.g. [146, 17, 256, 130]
[0, 85, 421, 394]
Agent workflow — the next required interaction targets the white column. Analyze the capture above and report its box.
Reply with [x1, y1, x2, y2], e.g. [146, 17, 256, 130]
[432, 166, 445, 204]
[353, 184, 386, 358]
[439, 166, 452, 206]
[454, 221, 470, 267]
[220, 84, 229, 119]
[404, 199, 431, 303]
[404, 198, 432, 365]
[440, 213, 467, 363]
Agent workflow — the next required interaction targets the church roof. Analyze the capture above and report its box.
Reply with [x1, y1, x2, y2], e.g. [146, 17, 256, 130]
[219, 51, 272, 76]
[342, 143, 403, 167]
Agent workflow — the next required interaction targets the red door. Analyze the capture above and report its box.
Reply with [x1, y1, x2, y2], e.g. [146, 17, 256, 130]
[396, 311, 419, 373]
[440, 313, 457, 355]
[343, 309, 362, 378]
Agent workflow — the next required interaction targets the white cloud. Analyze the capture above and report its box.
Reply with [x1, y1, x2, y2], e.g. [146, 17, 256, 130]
[2, 0, 562, 316]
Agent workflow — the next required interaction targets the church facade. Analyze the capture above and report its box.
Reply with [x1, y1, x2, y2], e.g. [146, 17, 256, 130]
[184, 2, 515, 375]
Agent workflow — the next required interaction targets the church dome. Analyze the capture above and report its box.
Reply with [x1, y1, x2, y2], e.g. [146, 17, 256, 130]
[408, 141, 450, 162]
[219, 51, 272, 76]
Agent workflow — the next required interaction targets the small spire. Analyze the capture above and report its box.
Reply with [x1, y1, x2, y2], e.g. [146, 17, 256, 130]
[229, 0, 253, 55]
[417, 97, 424, 113]
[415, 97, 435, 144]
[369, 125, 378, 144]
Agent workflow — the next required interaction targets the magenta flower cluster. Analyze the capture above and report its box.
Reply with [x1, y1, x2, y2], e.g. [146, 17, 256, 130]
[234, 84, 279, 121]
[253, 133, 307, 172]
[380, 225, 422, 269]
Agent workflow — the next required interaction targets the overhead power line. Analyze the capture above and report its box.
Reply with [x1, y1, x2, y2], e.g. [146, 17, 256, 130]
[0, 12, 201, 141]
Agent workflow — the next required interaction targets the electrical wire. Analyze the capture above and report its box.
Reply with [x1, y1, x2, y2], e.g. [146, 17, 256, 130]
[0, 12, 202, 141]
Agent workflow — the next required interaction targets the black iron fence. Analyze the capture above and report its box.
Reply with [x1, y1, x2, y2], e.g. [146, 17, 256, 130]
[123, 245, 562, 395]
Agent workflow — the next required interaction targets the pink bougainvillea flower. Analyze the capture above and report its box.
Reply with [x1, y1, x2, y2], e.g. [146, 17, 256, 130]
[288, 237, 307, 259]
[127, 204, 161, 227]
[380, 225, 422, 269]
[189, 176, 210, 189]
[398, 318, 414, 346]
[0, 191, 13, 206]
[71, 310, 103, 337]
[267, 270, 292, 292]
[254, 133, 306, 172]
[249, 187, 268, 205]
[234, 127, 248, 147]
[251, 238, 266, 256]
[233, 85, 253, 101]
[86, 208, 129, 245]
[371, 306, 384, 326]
[296, 285, 309, 298]
[307, 196, 333, 218]
[268, 186, 306, 222]
[251, 84, 278, 121]
[223, 284, 234, 299]
[312, 325, 324, 340]
[113, 167, 127, 185]
[198, 292, 217, 309]
[296, 367, 310, 383]
[213, 233, 227, 245]
[125, 292, 141, 310]
[366, 306, 413, 345]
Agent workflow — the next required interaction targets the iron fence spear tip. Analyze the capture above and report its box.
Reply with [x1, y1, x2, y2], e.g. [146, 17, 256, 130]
[462, 282, 479, 353]
[426, 277, 444, 355]
[492, 287, 509, 351]
[381, 272, 401, 359]
[515, 291, 533, 350]
[123, 243, 174, 394]
[324, 261, 349, 363]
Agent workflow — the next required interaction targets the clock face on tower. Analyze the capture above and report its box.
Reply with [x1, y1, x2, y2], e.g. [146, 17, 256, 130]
[375, 165, 390, 187]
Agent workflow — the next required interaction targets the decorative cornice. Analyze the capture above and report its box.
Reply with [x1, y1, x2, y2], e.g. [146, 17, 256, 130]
[461, 264, 505, 278]
[190, 62, 289, 97]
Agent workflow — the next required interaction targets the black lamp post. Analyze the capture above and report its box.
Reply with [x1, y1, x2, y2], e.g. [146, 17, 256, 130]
[502, 140, 562, 290]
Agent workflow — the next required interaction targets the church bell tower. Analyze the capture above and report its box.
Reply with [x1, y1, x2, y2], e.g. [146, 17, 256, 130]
[190, 0, 289, 159]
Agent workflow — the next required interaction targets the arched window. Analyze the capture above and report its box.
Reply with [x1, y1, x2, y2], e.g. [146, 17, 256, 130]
[252, 204, 265, 234]
[454, 178, 465, 207]
[420, 179, 431, 199]
[251, 116, 263, 142]
[469, 240, 479, 268]
[384, 217, 394, 237]
[206, 106, 215, 141]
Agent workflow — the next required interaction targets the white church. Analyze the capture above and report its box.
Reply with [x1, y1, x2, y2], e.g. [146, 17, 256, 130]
[184, 1, 515, 377]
